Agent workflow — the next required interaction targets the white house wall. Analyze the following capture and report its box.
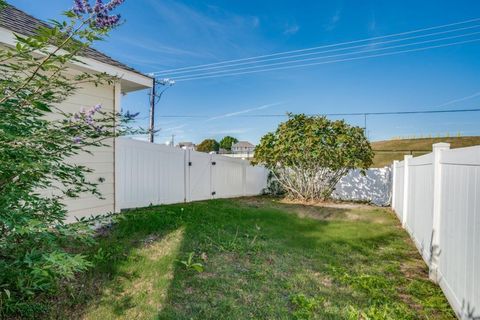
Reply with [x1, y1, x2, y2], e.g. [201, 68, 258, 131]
[55, 80, 118, 223]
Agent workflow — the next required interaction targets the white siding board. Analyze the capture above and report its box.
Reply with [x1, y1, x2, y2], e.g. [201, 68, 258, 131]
[66, 193, 114, 212]
[48, 82, 116, 221]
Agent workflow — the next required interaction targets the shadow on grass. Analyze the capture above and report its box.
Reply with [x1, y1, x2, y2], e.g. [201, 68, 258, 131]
[46, 197, 454, 320]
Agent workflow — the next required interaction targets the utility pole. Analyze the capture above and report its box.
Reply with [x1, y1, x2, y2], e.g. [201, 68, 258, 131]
[148, 78, 175, 143]
[364, 113, 369, 139]
[149, 78, 156, 143]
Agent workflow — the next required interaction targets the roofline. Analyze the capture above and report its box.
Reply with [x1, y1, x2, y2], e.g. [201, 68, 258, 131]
[0, 27, 153, 92]
[75, 53, 153, 91]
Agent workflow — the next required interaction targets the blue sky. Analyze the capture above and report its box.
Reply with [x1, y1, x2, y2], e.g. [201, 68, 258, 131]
[8, 0, 480, 144]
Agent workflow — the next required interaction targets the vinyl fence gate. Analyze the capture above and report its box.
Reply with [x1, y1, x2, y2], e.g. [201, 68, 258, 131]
[116, 138, 269, 210]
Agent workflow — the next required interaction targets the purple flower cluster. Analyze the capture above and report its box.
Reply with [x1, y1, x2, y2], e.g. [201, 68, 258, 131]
[73, 136, 83, 144]
[84, 104, 102, 125]
[72, 0, 124, 28]
[71, 104, 104, 143]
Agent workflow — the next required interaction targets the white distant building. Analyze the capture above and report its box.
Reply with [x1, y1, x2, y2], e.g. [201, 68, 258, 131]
[177, 142, 196, 150]
[228, 141, 255, 159]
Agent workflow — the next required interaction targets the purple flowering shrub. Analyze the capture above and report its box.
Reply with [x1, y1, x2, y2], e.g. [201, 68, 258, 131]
[0, 0, 141, 317]
[72, 0, 124, 28]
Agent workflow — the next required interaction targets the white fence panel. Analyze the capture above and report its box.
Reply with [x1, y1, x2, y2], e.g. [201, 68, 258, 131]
[116, 138, 185, 209]
[246, 165, 269, 196]
[211, 154, 246, 199]
[405, 153, 434, 263]
[437, 146, 480, 318]
[116, 138, 269, 209]
[393, 162, 405, 220]
[391, 143, 480, 319]
[187, 151, 213, 202]
[333, 167, 392, 206]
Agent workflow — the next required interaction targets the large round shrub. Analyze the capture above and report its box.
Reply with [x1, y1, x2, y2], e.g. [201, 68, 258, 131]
[253, 114, 373, 200]
[197, 139, 220, 153]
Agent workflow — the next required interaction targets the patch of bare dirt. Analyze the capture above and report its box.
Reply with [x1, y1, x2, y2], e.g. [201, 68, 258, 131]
[400, 258, 429, 280]
[237, 196, 392, 224]
[279, 198, 373, 210]
[398, 292, 424, 314]
[237, 196, 273, 207]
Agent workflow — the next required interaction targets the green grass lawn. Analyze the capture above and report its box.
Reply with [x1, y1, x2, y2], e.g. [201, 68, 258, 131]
[47, 197, 454, 319]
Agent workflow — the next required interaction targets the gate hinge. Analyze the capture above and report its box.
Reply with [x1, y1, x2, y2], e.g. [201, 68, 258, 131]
[211, 161, 216, 165]
[211, 191, 216, 196]
[188, 161, 192, 166]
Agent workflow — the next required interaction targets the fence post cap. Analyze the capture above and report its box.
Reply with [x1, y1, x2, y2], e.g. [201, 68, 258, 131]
[432, 142, 450, 150]
[404, 154, 413, 161]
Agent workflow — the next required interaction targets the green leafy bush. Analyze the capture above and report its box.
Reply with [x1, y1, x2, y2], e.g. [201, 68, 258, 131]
[253, 114, 373, 201]
[197, 139, 220, 153]
[0, 0, 137, 317]
[219, 136, 238, 151]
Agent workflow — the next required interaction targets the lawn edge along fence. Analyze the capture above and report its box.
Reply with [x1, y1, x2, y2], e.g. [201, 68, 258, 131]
[392, 143, 480, 319]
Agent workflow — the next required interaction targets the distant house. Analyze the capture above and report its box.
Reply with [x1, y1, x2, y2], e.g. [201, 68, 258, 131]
[0, 5, 153, 221]
[232, 141, 255, 154]
[229, 141, 255, 159]
[177, 142, 196, 150]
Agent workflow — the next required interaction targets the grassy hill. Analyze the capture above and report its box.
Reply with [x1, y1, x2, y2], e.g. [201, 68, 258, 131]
[371, 136, 480, 167]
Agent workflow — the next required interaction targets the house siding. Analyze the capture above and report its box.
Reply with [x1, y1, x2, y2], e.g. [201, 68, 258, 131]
[50, 78, 118, 222]
[0, 9, 152, 222]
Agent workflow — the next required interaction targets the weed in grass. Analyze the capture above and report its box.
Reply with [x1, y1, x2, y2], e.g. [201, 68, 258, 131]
[290, 293, 323, 320]
[177, 252, 204, 273]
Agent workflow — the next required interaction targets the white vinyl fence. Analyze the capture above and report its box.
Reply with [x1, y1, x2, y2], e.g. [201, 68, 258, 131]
[333, 167, 392, 206]
[115, 138, 268, 209]
[392, 143, 480, 319]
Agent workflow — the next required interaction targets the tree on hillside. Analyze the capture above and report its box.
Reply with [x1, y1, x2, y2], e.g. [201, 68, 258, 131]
[197, 139, 220, 153]
[219, 136, 238, 151]
[253, 114, 373, 201]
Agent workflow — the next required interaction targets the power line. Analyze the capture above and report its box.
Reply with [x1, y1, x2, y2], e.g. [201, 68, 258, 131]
[156, 107, 480, 118]
[158, 24, 480, 77]
[174, 38, 480, 82]
[150, 17, 480, 75]
[171, 31, 480, 80]
[134, 90, 480, 124]
[130, 107, 480, 139]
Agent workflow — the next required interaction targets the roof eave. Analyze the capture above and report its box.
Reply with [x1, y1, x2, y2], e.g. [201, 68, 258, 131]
[0, 26, 153, 92]
[74, 54, 153, 92]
